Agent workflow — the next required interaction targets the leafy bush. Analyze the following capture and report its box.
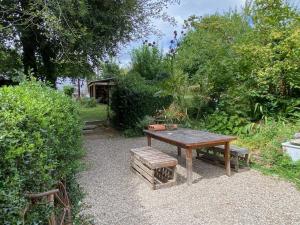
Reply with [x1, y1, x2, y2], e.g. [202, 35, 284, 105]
[237, 119, 300, 187]
[79, 96, 97, 108]
[111, 73, 172, 132]
[63, 85, 75, 97]
[131, 44, 167, 80]
[0, 81, 84, 224]
[174, 1, 300, 119]
[123, 116, 156, 137]
[191, 111, 249, 135]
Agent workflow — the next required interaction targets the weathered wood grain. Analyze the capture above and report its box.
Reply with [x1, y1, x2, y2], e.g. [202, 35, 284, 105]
[130, 147, 177, 190]
[144, 128, 237, 185]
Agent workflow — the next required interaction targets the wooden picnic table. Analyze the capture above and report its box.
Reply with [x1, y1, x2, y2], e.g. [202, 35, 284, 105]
[144, 128, 236, 185]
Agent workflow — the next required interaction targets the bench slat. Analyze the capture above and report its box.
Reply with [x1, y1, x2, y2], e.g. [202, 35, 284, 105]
[211, 145, 249, 155]
[130, 146, 177, 189]
[130, 146, 177, 169]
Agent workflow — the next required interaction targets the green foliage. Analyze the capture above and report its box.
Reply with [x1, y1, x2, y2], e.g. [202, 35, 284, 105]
[100, 58, 122, 79]
[131, 44, 169, 81]
[0, 80, 84, 224]
[167, 0, 300, 187]
[0, 44, 22, 78]
[79, 104, 107, 122]
[158, 69, 189, 114]
[0, 0, 178, 85]
[63, 85, 75, 97]
[237, 119, 300, 187]
[111, 73, 172, 132]
[176, 12, 250, 115]
[175, 1, 300, 120]
[136, 116, 156, 130]
[79, 97, 97, 108]
[201, 111, 249, 135]
[124, 116, 156, 137]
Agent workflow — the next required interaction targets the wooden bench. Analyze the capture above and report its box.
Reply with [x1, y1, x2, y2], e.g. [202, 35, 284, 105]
[196, 145, 249, 172]
[130, 146, 177, 190]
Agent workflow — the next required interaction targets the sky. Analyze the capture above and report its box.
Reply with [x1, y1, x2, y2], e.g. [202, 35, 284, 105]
[117, 0, 248, 67]
[117, 0, 300, 67]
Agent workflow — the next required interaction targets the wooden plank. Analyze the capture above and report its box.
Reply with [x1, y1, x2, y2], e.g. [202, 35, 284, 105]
[131, 162, 154, 184]
[196, 150, 249, 171]
[177, 146, 181, 157]
[224, 142, 231, 176]
[133, 149, 176, 160]
[144, 128, 236, 149]
[132, 154, 154, 169]
[151, 161, 178, 169]
[186, 148, 193, 186]
[210, 145, 249, 156]
[154, 177, 176, 190]
[131, 167, 154, 189]
[130, 146, 178, 189]
[147, 135, 151, 146]
[142, 129, 238, 184]
[131, 157, 154, 176]
[147, 156, 177, 163]
[131, 147, 177, 169]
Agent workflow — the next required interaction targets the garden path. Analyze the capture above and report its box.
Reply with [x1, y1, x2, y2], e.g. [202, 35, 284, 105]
[78, 127, 300, 225]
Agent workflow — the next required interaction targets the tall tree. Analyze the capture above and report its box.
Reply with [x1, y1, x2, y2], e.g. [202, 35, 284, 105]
[0, 0, 179, 87]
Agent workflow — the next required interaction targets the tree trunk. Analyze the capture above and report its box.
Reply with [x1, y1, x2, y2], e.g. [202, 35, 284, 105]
[40, 41, 57, 88]
[77, 79, 81, 99]
[21, 31, 38, 77]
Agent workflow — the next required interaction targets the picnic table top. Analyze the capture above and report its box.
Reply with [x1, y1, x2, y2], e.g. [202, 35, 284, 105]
[144, 128, 236, 148]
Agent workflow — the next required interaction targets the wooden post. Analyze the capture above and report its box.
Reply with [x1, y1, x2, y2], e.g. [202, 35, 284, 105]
[107, 86, 110, 120]
[186, 148, 193, 185]
[177, 146, 181, 157]
[77, 78, 81, 99]
[93, 84, 96, 99]
[224, 142, 231, 176]
[47, 194, 56, 225]
[147, 135, 151, 146]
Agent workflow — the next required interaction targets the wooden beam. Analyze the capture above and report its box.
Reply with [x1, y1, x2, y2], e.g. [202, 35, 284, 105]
[186, 148, 193, 185]
[224, 142, 231, 176]
[177, 147, 181, 157]
[92, 84, 96, 99]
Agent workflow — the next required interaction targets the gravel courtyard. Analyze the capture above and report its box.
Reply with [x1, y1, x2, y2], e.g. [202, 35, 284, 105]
[78, 127, 300, 225]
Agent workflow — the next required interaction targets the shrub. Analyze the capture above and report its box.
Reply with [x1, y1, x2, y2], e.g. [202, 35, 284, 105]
[0, 80, 84, 224]
[237, 119, 300, 188]
[63, 85, 75, 97]
[111, 73, 172, 132]
[193, 111, 249, 135]
[79, 97, 97, 108]
[131, 44, 165, 80]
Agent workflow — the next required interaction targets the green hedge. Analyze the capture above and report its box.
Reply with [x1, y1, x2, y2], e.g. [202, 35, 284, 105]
[111, 73, 172, 132]
[0, 81, 84, 224]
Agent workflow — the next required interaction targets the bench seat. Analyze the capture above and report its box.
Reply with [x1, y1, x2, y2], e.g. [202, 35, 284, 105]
[130, 146, 177, 190]
[196, 145, 249, 172]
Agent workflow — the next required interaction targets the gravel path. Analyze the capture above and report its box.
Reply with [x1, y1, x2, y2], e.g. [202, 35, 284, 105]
[78, 127, 300, 225]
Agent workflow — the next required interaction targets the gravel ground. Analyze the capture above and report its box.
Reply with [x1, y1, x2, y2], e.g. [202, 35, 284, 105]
[78, 127, 300, 225]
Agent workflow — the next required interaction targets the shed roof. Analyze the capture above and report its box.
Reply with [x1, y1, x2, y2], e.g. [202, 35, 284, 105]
[88, 78, 116, 87]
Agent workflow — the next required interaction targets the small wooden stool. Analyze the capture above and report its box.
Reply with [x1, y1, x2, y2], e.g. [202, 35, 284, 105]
[130, 146, 177, 190]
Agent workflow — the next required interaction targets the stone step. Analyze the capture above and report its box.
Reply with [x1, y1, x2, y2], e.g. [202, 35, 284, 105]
[83, 124, 98, 130]
[85, 120, 104, 126]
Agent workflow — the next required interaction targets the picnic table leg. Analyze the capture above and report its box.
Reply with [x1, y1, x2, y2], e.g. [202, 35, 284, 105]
[186, 148, 193, 185]
[147, 135, 151, 146]
[177, 147, 181, 157]
[224, 142, 231, 176]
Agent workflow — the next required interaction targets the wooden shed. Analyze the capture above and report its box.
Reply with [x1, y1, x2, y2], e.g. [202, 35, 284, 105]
[88, 78, 116, 104]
